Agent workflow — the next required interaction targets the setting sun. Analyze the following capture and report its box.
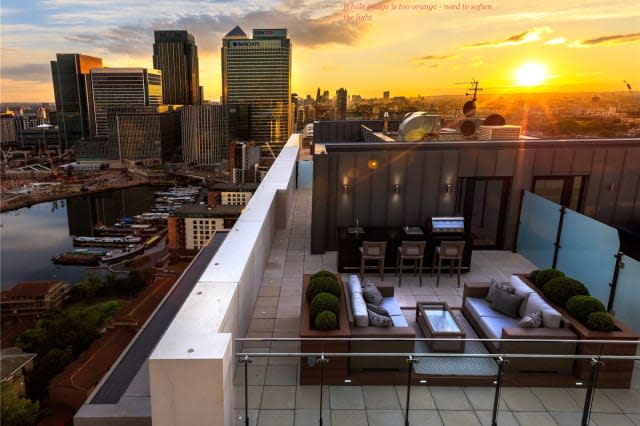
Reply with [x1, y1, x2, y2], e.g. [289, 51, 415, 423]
[514, 63, 548, 87]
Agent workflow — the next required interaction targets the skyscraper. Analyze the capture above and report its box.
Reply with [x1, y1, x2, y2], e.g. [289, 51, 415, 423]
[90, 68, 162, 138]
[50, 53, 103, 150]
[336, 88, 347, 120]
[153, 30, 201, 105]
[181, 105, 227, 165]
[222, 27, 291, 153]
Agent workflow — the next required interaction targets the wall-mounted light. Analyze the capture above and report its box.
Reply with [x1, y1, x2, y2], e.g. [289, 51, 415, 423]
[343, 184, 351, 194]
[445, 184, 455, 193]
[367, 159, 379, 170]
[393, 184, 401, 193]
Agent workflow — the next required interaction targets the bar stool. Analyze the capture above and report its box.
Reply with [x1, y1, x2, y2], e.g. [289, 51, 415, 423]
[359, 241, 387, 281]
[395, 241, 427, 286]
[431, 241, 466, 287]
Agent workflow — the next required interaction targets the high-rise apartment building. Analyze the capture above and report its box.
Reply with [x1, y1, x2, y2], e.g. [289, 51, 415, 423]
[181, 105, 227, 165]
[222, 27, 291, 152]
[336, 88, 347, 120]
[90, 68, 162, 138]
[153, 30, 201, 105]
[228, 140, 261, 184]
[50, 53, 103, 150]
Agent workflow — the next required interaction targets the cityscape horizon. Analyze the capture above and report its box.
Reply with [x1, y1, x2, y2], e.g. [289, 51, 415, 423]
[2, 0, 639, 103]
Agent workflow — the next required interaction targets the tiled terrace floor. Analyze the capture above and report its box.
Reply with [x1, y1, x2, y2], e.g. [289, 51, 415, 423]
[235, 188, 640, 426]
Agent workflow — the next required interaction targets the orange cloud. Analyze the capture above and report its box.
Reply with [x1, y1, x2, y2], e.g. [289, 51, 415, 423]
[570, 32, 640, 47]
[465, 27, 552, 48]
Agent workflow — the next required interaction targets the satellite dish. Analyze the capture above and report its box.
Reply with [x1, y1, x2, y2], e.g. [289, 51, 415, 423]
[463, 100, 476, 117]
[460, 120, 476, 137]
[484, 114, 506, 126]
[398, 112, 443, 141]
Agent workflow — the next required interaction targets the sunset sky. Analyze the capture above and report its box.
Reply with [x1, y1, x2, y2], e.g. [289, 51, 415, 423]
[1, 0, 639, 102]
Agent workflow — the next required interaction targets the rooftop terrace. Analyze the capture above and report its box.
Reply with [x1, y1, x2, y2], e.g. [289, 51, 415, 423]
[76, 134, 640, 426]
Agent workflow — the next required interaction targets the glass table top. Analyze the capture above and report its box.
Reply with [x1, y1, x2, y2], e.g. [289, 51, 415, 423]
[423, 308, 461, 333]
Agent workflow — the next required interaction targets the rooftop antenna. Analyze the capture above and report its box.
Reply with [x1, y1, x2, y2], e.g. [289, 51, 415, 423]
[455, 79, 483, 117]
[623, 80, 640, 116]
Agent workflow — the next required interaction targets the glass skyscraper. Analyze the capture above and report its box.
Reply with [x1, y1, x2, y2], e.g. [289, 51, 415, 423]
[153, 30, 201, 105]
[181, 105, 227, 165]
[90, 68, 162, 138]
[222, 27, 291, 153]
[50, 53, 103, 150]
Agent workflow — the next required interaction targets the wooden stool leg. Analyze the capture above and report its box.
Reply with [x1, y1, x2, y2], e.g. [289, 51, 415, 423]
[457, 258, 462, 287]
[418, 258, 423, 287]
[431, 253, 436, 277]
[379, 259, 384, 281]
[395, 251, 400, 276]
[398, 257, 403, 286]
[436, 257, 442, 287]
[360, 257, 365, 281]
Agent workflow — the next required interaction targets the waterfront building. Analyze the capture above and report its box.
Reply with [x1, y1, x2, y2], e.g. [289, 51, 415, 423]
[181, 105, 227, 165]
[167, 205, 242, 250]
[115, 107, 182, 164]
[90, 68, 162, 138]
[207, 182, 258, 206]
[50, 53, 103, 150]
[153, 30, 201, 105]
[221, 27, 291, 153]
[336, 88, 347, 120]
[0, 280, 69, 319]
[0, 347, 37, 397]
[228, 140, 260, 184]
[0, 113, 17, 146]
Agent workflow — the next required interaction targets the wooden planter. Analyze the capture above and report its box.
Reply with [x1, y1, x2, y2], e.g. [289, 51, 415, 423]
[299, 274, 350, 385]
[518, 275, 639, 388]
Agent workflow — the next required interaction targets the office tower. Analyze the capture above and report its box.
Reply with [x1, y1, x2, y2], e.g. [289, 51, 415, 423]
[336, 88, 347, 120]
[115, 108, 181, 163]
[0, 113, 17, 146]
[153, 30, 201, 105]
[383, 90, 390, 100]
[228, 140, 260, 184]
[50, 53, 103, 150]
[90, 68, 162, 138]
[222, 27, 291, 152]
[181, 105, 227, 165]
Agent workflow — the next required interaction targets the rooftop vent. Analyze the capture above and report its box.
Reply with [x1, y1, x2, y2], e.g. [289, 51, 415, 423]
[398, 112, 443, 141]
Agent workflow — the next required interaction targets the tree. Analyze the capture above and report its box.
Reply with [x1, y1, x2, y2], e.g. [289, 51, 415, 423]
[1, 383, 40, 426]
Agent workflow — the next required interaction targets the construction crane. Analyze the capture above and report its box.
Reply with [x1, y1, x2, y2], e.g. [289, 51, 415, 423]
[623, 80, 640, 116]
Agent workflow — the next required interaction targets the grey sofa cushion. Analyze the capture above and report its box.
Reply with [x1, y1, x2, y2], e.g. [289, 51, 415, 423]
[490, 290, 525, 318]
[478, 316, 520, 348]
[362, 282, 383, 305]
[465, 297, 506, 319]
[391, 314, 408, 327]
[542, 308, 564, 328]
[380, 298, 402, 316]
[351, 292, 369, 327]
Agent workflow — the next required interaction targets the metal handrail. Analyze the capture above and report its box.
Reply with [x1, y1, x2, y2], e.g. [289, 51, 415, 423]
[236, 336, 640, 345]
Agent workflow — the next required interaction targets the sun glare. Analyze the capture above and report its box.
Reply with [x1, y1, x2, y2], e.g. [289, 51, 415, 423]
[514, 63, 548, 87]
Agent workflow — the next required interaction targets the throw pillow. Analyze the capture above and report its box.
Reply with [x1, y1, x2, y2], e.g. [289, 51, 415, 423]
[367, 307, 392, 327]
[366, 303, 390, 317]
[519, 311, 543, 328]
[362, 281, 383, 305]
[490, 289, 525, 318]
[486, 280, 514, 303]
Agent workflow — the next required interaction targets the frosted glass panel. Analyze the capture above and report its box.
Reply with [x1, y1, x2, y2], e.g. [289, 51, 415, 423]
[297, 160, 313, 188]
[556, 209, 619, 305]
[517, 191, 560, 269]
[613, 255, 640, 334]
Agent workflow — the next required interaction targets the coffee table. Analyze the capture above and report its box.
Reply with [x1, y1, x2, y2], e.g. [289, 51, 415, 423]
[415, 302, 466, 353]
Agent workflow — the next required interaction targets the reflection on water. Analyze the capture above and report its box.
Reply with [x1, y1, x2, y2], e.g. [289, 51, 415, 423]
[1, 186, 158, 290]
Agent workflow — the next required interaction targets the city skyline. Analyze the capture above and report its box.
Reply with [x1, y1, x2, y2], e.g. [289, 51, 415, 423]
[1, 0, 639, 102]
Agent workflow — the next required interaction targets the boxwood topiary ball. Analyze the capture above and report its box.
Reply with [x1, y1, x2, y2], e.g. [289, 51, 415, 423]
[310, 292, 340, 319]
[529, 269, 540, 284]
[566, 295, 605, 324]
[586, 311, 616, 331]
[306, 276, 341, 302]
[543, 277, 589, 307]
[312, 270, 337, 281]
[534, 268, 565, 288]
[314, 310, 337, 330]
